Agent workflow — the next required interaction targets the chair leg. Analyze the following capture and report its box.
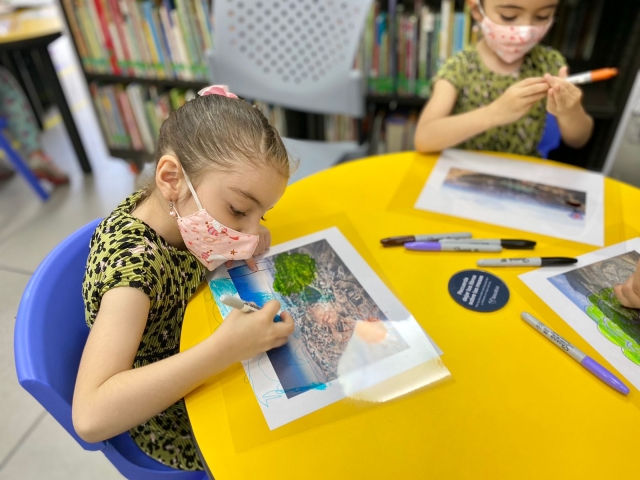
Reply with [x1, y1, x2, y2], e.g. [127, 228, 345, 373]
[0, 132, 49, 200]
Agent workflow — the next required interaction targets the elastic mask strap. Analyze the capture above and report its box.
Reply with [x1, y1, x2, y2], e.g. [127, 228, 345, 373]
[477, 0, 487, 18]
[182, 170, 204, 210]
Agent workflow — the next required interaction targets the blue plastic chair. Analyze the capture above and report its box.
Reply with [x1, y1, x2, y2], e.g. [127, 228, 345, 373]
[14, 218, 208, 480]
[538, 113, 562, 159]
[0, 117, 49, 200]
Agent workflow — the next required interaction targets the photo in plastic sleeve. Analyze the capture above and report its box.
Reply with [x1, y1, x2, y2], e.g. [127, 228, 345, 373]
[209, 227, 446, 429]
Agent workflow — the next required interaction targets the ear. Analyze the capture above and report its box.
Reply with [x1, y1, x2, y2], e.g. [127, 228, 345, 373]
[155, 154, 186, 203]
[467, 0, 482, 22]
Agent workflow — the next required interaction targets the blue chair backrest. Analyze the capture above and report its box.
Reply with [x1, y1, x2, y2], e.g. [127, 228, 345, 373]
[15, 219, 209, 479]
[15, 218, 105, 451]
[538, 113, 562, 159]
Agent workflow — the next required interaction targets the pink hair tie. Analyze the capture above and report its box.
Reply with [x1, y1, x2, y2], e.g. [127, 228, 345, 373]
[197, 85, 239, 99]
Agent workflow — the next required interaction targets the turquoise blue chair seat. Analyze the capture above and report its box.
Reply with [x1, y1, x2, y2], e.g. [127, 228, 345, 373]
[14, 218, 207, 479]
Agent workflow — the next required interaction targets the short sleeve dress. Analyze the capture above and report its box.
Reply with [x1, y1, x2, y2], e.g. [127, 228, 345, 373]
[82, 190, 206, 471]
[435, 44, 566, 157]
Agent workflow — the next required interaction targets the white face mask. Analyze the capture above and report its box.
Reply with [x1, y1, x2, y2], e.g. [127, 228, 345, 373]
[169, 171, 259, 271]
[477, 1, 553, 64]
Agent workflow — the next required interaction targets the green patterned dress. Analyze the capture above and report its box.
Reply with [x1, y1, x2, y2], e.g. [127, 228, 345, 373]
[82, 191, 205, 471]
[435, 44, 566, 157]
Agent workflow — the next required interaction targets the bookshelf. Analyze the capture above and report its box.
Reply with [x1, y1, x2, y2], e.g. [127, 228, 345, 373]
[60, 0, 640, 170]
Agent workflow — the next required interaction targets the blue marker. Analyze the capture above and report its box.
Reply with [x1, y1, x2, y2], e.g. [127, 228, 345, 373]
[220, 294, 282, 322]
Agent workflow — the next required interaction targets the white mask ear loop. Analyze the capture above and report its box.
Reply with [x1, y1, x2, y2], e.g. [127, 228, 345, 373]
[476, 0, 487, 18]
[182, 170, 204, 210]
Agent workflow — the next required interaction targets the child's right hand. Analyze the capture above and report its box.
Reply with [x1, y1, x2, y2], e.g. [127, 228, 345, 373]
[614, 260, 640, 309]
[214, 299, 295, 362]
[488, 78, 550, 126]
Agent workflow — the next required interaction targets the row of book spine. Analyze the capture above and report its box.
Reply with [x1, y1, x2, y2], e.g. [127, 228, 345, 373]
[61, 0, 213, 80]
[358, 0, 477, 98]
[90, 84, 289, 153]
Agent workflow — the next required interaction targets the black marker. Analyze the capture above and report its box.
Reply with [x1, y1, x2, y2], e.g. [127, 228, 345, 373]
[477, 257, 577, 267]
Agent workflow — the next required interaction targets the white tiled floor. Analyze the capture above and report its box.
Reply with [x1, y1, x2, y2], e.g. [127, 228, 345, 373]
[0, 35, 133, 478]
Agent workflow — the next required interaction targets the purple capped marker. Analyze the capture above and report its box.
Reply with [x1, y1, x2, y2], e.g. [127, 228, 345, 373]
[521, 312, 629, 395]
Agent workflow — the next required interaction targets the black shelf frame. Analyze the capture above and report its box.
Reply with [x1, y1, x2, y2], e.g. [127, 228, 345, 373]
[85, 73, 208, 91]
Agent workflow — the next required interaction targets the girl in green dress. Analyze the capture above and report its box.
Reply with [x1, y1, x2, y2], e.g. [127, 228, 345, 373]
[415, 0, 594, 157]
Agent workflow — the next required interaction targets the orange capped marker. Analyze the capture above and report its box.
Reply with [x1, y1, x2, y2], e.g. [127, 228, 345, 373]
[566, 68, 618, 85]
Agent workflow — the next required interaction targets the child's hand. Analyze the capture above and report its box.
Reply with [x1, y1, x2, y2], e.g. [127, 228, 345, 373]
[545, 67, 584, 118]
[215, 299, 295, 362]
[488, 78, 550, 126]
[614, 260, 640, 309]
[226, 225, 272, 272]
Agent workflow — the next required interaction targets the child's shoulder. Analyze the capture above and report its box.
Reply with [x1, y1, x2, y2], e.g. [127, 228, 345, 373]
[435, 47, 482, 90]
[440, 47, 481, 71]
[526, 45, 567, 75]
[94, 192, 147, 242]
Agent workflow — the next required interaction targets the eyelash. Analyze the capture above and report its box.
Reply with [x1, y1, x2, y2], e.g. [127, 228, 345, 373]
[230, 206, 246, 217]
[499, 15, 551, 22]
[229, 206, 267, 221]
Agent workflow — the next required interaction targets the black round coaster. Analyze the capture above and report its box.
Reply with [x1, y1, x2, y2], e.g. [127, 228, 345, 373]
[448, 269, 510, 312]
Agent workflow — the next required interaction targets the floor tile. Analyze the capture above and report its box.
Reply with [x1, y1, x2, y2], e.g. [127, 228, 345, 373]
[0, 270, 44, 463]
[0, 413, 123, 480]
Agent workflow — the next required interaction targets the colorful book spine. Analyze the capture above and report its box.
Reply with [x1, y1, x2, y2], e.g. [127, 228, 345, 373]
[116, 86, 143, 150]
[439, 0, 452, 66]
[194, 0, 212, 52]
[175, 0, 201, 77]
[141, 1, 165, 78]
[126, 84, 156, 153]
[170, 9, 194, 80]
[92, 0, 120, 73]
[123, 0, 154, 77]
[90, 83, 115, 145]
[61, 0, 91, 71]
[108, 0, 134, 75]
[103, 0, 129, 75]
[85, 0, 110, 72]
[150, 3, 173, 78]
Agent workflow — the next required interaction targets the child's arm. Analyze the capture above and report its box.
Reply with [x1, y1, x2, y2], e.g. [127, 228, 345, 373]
[415, 78, 550, 153]
[72, 287, 294, 443]
[614, 259, 640, 309]
[545, 68, 594, 149]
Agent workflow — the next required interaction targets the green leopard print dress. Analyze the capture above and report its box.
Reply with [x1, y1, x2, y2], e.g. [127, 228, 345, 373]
[435, 44, 566, 157]
[82, 191, 205, 471]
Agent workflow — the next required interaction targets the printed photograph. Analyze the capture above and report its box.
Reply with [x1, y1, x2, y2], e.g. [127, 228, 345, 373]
[548, 251, 640, 366]
[443, 167, 587, 222]
[220, 239, 409, 399]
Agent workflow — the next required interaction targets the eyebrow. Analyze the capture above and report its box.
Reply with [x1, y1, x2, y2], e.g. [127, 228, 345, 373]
[230, 187, 263, 208]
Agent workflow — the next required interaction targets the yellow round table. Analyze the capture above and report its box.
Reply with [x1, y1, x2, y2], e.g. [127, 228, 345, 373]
[181, 152, 640, 480]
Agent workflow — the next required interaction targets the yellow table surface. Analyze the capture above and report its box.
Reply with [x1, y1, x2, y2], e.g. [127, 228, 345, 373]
[0, 7, 61, 44]
[181, 152, 640, 480]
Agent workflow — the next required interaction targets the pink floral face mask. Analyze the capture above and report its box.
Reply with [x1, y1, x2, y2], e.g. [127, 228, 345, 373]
[170, 172, 259, 271]
[478, 2, 553, 64]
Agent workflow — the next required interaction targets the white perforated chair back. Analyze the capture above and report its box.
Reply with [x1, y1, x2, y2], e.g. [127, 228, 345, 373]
[208, 0, 372, 118]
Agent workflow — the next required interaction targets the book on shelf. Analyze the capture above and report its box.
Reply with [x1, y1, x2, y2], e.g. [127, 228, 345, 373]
[366, 0, 474, 99]
[90, 85, 291, 154]
[62, 0, 212, 80]
[324, 115, 358, 142]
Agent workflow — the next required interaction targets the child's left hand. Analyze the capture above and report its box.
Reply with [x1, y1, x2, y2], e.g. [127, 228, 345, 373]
[545, 67, 584, 118]
[227, 225, 271, 271]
